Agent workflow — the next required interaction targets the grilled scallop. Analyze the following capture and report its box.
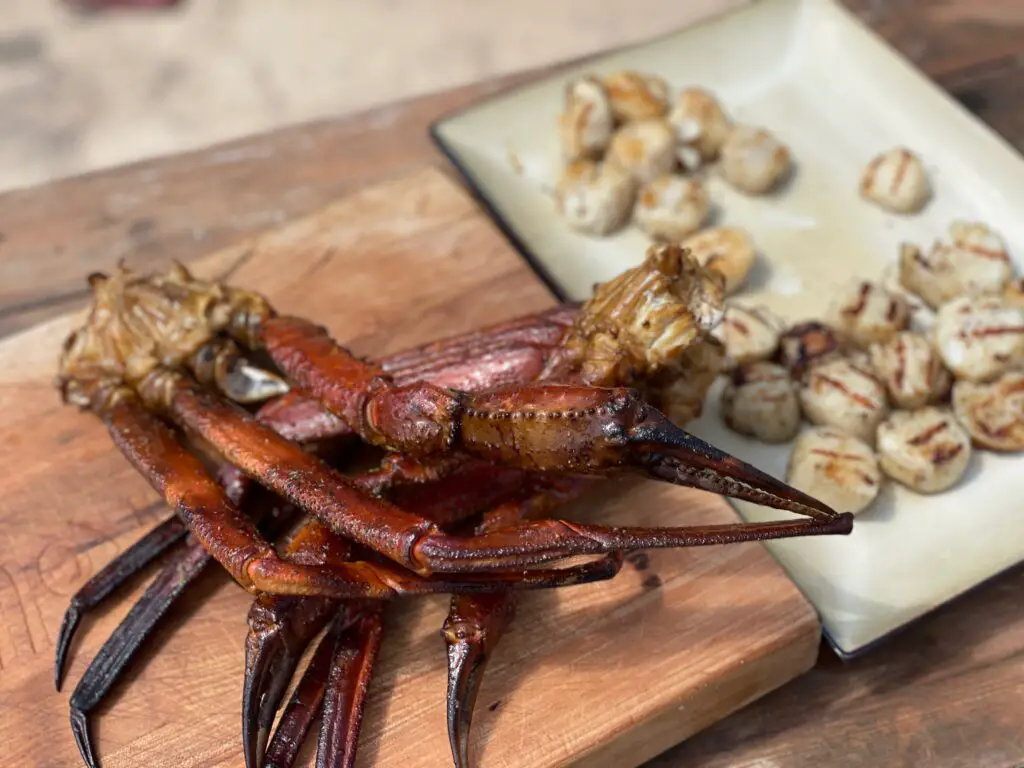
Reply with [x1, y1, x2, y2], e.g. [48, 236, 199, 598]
[710, 303, 788, 367]
[876, 408, 972, 493]
[554, 159, 636, 236]
[680, 226, 756, 295]
[602, 70, 670, 123]
[557, 76, 615, 161]
[1005, 277, 1024, 309]
[899, 223, 1013, 310]
[868, 331, 952, 409]
[667, 87, 731, 164]
[786, 427, 882, 515]
[719, 125, 791, 195]
[606, 118, 678, 185]
[827, 279, 911, 349]
[952, 371, 1024, 452]
[633, 175, 709, 242]
[860, 147, 931, 214]
[933, 295, 1024, 382]
[799, 357, 889, 444]
[720, 361, 801, 443]
[775, 321, 843, 380]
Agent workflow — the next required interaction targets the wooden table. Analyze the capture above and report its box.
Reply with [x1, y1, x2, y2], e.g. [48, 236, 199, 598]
[1, 2, 1022, 766]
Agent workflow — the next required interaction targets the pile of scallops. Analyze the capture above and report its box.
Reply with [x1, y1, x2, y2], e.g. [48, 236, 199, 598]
[552, 69, 1023, 517]
[713, 221, 1023, 516]
[553, 69, 787, 288]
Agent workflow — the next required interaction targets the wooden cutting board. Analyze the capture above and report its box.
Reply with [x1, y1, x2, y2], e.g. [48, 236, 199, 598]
[0, 166, 821, 768]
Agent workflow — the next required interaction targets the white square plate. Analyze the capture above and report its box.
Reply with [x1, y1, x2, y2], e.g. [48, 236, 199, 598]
[431, 0, 1024, 655]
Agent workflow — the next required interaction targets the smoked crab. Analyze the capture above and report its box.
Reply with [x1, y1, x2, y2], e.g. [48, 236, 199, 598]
[54, 245, 852, 767]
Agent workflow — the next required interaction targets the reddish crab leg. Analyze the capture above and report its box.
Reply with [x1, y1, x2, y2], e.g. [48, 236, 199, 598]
[315, 605, 386, 768]
[108, 384, 624, 597]
[442, 475, 594, 768]
[149, 367, 850, 581]
[246, 466, 623, 768]
[54, 514, 187, 691]
[68, 493, 299, 768]
[263, 609, 348, 768]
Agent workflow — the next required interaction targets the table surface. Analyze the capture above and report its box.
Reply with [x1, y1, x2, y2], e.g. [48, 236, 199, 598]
[1, 1, 1022, 766]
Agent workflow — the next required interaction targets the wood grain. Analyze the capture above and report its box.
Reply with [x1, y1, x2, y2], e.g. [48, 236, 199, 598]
[0, 168, 822, 768]
[0, 2, 1022, 766]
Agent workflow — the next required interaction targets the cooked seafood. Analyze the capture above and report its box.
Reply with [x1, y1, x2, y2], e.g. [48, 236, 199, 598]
[54, 246, 850, 768]
[558, 76, 615, 161]
[827, 279, 911, 349]
[876, 408, 972, 493]
[868, 331, 952, 409]
[633, 174, 709, 242]
[606, 118, 678, 184]
[860, 147, 931, 214]
[721, 361, 801, 443]
[786, 427, 882, 515]
[667, 87, 732, 162]
[775, 321, 843, 380]
[681, 226, 757, 295]
[933, 295, 1024, 382]
[952, 371, 1024, 452]
[554, 159, 636, 235]
[602, 70, 670, 122]
[899, 223, 1014, 310]
[719, 125, 791, 195]
[711, 303, 787, 368]
[798, 357, 889, 445]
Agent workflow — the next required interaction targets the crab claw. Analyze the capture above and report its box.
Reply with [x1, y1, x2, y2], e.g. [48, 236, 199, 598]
[456, 385, 844, 523]
[625, 408, 841, 522]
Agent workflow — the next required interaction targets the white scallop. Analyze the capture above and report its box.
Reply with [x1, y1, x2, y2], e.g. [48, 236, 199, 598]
[952, 371, 1024, 452]
[633, 175, 709, 243]
[667, 87, 732, 161]
[799, 357, 889, 445]
[933, 295, 1024, 382]
[786, 427, 882, 515]
[876, 407, 972, 493]
[899, 234, 1013, 310]
[827, 279, 911, 349]
[868, 331, 952, 409]
[554, 160, 636, 236]
[557, 76, 615, 162]
[860, 147, 931, 214]
[719, 125, 791, 195]
[681, 227, 756, 295]
[601, 70, 670, 123]
[710, 303, 787, 367]
[720, 361, 801, 443]
[605, 119, 678, 186]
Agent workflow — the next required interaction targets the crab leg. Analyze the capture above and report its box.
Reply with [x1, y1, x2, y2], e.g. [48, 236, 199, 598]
[262, 611, 347, 768]
[443, 475, 593, 768]
[54, 514, 187, 691]
[259, 317, 840, 521]
[241, 516, 357, 768]
[108, 384, 624, 598]
[69, 538, 210, 768]
[69, 486, 299, 768]
[315, 605, 385, 768]
[151, 365, 850, 579]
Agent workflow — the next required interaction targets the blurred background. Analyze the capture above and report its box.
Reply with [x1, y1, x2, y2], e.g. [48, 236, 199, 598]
[2, 0, 1021, 195]
[0, 0, 751, 193]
